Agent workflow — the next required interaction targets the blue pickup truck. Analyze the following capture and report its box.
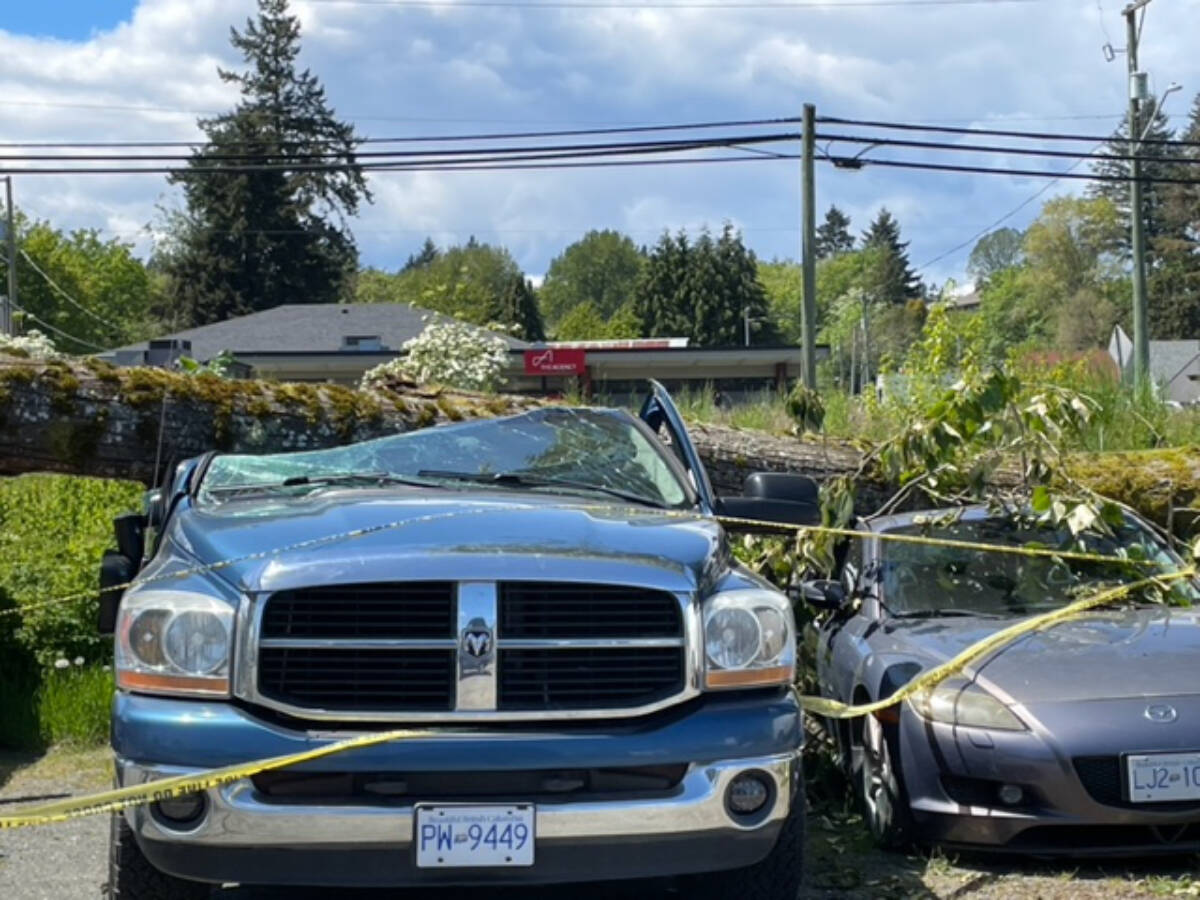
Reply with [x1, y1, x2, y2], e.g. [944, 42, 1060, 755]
[98, 384, 816, 898]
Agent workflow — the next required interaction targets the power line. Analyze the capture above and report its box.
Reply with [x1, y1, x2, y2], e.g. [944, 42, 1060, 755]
[823, 154, 1200, 184]
[818, 115, 1200, 148]
[0, 131, 799, 164]
[17, 250, 123, 335]
[8, 302, 109, 353]
[817, 130, 1195, 166]
[0, 116, 800, 150]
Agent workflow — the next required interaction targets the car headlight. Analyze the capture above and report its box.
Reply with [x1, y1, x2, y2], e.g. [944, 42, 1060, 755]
[910, 679, 1026, 731]
[703, 589, 795, 689]
[115, 590, 233, 697]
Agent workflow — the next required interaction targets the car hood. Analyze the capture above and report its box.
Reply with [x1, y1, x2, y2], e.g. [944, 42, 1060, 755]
[169, 487, 726, 595]
[883, 606, 1200, 703]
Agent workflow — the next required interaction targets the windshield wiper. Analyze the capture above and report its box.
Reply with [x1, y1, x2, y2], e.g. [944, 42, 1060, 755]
[416, 469, 667, 509]
[206, 472, 437, 496]
[890, 609, 1004, 620]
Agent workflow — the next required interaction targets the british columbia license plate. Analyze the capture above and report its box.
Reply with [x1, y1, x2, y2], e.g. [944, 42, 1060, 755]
[415, 804, 535, 867]
[1126, 752, 1200, 803]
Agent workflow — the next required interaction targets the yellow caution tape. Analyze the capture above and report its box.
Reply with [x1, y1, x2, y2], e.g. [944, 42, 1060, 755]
[0, 504, 1164, 620]
[1, 567, 1191, 830]
[0, 727, 423, 829]
[798, 567, 1196, 719]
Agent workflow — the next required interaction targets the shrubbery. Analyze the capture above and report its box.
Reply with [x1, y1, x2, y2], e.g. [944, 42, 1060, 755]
[0, 474, 141, 749]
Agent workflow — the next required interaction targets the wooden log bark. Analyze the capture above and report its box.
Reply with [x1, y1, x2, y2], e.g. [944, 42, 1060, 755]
[2, 354, 1198, 533]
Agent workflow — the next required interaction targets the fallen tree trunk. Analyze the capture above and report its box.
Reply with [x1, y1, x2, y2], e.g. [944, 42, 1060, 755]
[1, 354, 1197, 533]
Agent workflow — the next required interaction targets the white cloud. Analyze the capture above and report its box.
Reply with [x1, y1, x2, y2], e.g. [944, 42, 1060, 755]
[2, 0, 1199, 289]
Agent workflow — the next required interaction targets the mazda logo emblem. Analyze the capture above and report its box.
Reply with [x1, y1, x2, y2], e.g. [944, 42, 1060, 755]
[462, 629, 492, 658]
[1144, 704, 1178, 724]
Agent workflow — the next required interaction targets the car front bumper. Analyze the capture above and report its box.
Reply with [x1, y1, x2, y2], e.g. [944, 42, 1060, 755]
[113, 689, 803, 886]
[896, 697, 1200, 855]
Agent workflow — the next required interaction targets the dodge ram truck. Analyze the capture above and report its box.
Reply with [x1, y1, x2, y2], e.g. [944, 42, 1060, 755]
[99, 383, 816, 898]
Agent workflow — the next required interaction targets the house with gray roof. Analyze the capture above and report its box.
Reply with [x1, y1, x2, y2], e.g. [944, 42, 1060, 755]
[1109, 326, 1200, 403]
[105, 303, 529, 384]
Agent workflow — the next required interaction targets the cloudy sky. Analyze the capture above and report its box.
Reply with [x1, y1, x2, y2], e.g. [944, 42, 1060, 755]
[3, 0, 1199, 286]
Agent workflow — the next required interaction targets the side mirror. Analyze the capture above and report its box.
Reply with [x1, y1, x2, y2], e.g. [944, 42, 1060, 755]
[715, 472, 820, 529]
[114, 513, 147, 563]
[98, 551, 136, 634]
[795, 579, 848, 611]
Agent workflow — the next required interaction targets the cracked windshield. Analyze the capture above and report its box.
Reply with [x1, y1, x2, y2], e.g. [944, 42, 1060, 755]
[199, 407, 689, 509]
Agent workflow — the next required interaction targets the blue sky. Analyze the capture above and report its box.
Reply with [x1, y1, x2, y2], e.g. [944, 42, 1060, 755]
[3, 0, 1200, 289]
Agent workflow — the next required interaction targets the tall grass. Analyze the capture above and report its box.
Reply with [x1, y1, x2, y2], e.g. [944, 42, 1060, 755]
[37, 663, 113, 747]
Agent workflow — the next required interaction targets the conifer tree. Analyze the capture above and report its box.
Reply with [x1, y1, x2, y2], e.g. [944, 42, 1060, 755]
[164, 0, 369, 326]
[860, 208, 921, 304]
[815, 205, 854, 259]
[1150, 92, 1200, 338]
[403, 237, 439, 272]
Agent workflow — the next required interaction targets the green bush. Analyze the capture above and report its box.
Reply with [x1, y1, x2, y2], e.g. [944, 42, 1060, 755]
[0, 474, 143, 666]
[37, 662, 114, 746]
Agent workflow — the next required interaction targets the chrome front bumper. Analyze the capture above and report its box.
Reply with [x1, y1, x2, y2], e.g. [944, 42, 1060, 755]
[119, 750, 801, 886]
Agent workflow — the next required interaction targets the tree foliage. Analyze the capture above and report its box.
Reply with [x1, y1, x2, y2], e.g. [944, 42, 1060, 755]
[815, 205, 854, 259]
[539, 229, 644, 331]
[632, 226, 773, 347]
[1150, 93, 1200, 339]
[860, 208, 922, 304]
[967, 227, 1024, 283]
[161, 0, 369, 327]
[13, 214, 157, 351]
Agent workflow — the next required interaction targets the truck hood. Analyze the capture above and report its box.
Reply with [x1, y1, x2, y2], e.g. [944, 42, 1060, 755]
[169, 487, 726, 595]
[884, 605, 1200, 703]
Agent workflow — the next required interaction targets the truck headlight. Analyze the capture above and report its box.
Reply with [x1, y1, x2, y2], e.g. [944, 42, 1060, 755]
[116, 591, 233, 696]
[703, 590, 795, 689]
[910, 679, 1026, 731]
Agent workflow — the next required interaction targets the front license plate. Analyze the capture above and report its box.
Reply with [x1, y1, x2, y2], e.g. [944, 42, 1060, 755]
[1126, 752, 1200, 803]
[415, 804, 535, 867]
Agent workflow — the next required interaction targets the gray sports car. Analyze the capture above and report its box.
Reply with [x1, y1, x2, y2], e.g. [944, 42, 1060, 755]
[806, 506, 1200, 855]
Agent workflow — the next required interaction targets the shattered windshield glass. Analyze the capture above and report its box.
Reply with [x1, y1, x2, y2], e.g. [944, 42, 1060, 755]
[198, 407, 691, 509]
[878, 517, 1198, 617]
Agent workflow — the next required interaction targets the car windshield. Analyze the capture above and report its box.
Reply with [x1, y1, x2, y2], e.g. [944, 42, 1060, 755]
[197, 407, 691, 509]
[877, 516, 1198, 617]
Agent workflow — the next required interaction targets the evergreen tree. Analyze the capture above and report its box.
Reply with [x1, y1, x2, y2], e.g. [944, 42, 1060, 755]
[1150, 92, 1200, 338]
[860, 208, 921, 304]
[489, 273, 546, 342]
[815, 205, 854, 259]
[1088, 100, 1180, 259]
[164, 0, 369, 326]
[403, 237, 439, 272]
[632, 226, 772, 346]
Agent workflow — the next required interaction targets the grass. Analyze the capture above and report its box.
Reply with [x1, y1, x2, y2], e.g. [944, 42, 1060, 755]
[37, 664, 113, 747]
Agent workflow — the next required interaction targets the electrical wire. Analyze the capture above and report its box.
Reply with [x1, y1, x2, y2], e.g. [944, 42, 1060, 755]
[0, 131, 799, 164]
[817, 131, 1194, 167]
[818, 115, 1200, 149]
[0, 116, 801, 150]
[7, 303, 109, 352]
[823, 154, 1200, 184]
[16, 250, 124, 335]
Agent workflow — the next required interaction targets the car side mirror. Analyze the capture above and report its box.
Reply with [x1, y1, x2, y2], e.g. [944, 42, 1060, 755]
[715, 472, 821, 529]
[98, 513, 147, 635]
[795, 579, 847, 611]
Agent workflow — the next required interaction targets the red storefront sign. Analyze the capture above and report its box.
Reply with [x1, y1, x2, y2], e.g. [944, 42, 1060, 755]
[523, 348, 587, 375]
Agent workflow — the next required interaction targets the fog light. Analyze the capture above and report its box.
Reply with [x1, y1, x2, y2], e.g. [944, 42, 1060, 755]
[152, 792, 207, 827]
[997, 784, 1024, 806]
[728, 773, 770, 815]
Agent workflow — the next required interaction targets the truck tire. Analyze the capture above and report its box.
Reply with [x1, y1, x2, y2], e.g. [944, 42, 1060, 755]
[679, 792, 805, 900]
[107, 813, 211, 899]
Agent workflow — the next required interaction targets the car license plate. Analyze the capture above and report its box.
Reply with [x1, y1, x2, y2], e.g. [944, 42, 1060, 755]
[415, 804, 535, 867]
[1126, 752, 1200, 803]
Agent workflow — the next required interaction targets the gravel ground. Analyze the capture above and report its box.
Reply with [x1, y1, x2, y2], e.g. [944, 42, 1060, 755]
[3, 747, 1199, 900]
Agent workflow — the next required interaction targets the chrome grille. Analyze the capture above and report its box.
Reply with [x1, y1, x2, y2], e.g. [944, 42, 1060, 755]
[250, 580, 691, 721]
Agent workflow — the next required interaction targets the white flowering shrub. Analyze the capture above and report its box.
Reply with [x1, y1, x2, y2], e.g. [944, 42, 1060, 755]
[361, 320, 509, 393]
[0, 329, 62, 360]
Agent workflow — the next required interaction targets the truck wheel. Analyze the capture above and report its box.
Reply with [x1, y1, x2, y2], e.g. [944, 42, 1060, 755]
[107, 813, 211, 899]
[680, 791, 805, 900]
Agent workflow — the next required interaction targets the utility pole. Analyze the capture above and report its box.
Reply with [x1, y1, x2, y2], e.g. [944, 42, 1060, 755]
[800, 103, 818, 390]
[1124, 0, 1152, 386]
[3, 176, 14, 336]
